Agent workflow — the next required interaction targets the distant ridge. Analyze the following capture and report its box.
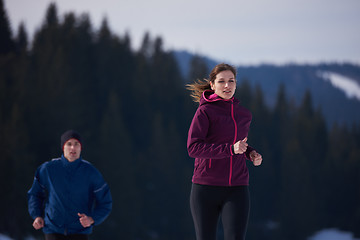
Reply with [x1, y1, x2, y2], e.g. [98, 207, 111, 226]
[173, 50, 360, 127]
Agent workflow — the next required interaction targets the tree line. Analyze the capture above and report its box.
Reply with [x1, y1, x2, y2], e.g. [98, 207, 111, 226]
[1, 1, 359, 239]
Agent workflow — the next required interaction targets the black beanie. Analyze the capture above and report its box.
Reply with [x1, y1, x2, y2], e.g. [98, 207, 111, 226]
[60, 130, 82, 150]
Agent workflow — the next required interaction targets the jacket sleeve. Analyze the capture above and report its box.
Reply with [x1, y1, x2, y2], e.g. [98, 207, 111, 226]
[91, 171, 112, 225]
[27, 166, 47, 219]
[187, 107, 232, 159]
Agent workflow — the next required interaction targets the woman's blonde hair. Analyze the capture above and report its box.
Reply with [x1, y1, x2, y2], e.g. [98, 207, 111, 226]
[186, 63, 237, 102]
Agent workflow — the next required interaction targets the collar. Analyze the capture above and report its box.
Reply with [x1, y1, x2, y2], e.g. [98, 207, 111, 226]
[61, 154, 82, 168]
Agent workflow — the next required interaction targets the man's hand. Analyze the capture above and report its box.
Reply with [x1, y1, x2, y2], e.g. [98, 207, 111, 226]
[33, 217, 44, 230]
[78, 213, 94, 228]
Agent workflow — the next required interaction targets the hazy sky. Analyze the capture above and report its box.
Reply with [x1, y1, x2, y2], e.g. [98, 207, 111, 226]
[4, 0, 360, 65]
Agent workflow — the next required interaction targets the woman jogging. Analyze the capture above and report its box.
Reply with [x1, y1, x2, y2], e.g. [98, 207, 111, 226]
[187, 63, 262, 240]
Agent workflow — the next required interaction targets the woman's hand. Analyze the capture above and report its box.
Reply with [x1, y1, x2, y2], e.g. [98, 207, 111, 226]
[78, 213, 94, 228]
[250, 150, 262, 166]
[32, 217, 44, 230]
[233, 137, 248, 154]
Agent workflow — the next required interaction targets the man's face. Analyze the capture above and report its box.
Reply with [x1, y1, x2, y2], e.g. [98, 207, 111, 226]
[63, 138, 81, 162]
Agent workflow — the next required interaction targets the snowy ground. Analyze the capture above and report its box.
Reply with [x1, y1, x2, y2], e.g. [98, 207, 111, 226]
[317, 71, 360, 101]
[309, 229, 360, 240]
[1, 229, 360, 240]
[0, 234, 12, 240]
[0, 234, 35, 240]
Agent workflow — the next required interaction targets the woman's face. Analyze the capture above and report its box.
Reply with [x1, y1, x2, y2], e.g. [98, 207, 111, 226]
[210, 70, 236, 99]
[63, 138, 81, 162]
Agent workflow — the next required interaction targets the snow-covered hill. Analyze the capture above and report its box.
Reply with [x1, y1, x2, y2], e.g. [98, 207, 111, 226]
[174, 50, 360, 127]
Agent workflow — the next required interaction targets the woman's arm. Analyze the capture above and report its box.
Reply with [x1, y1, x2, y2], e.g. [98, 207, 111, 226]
[187, 108, 233, 159]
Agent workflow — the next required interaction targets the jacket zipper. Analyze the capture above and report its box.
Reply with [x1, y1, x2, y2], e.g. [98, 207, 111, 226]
[229, 100, 238, 186]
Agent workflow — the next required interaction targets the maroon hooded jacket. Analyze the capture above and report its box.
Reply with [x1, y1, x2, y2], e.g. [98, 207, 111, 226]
[187, 90, 255, 186]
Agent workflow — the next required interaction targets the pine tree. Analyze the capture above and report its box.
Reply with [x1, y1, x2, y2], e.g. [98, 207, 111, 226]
[95, 91, 137, 239]
[188, 55, 209, 82]
[235, 78, 252, 108]
[0, 0, 15, 55]
[15, 22, 28, 54]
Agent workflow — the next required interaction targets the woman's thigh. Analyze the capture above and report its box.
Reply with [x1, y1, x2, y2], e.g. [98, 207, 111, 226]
[221, 186, 250, 240]
[190, 184, 225, 240]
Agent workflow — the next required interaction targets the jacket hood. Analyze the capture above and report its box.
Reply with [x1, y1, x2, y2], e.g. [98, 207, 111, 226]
[200, 90, 237, 106]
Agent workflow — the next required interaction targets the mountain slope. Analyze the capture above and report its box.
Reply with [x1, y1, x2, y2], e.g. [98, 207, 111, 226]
[173, 50, 360, 127]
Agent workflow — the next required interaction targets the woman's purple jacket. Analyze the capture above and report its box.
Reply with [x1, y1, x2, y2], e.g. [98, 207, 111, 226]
[187, 90, 255, 186]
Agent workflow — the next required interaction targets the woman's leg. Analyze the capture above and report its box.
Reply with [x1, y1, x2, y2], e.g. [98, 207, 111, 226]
[221, 186, 250, 240]
[190, 184, 223, 240]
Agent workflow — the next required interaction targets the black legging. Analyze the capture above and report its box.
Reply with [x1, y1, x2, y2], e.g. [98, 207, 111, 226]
[190, 183, 250, 240]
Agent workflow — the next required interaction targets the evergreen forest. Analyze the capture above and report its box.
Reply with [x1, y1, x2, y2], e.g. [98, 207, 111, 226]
[1, 2, 360, 240]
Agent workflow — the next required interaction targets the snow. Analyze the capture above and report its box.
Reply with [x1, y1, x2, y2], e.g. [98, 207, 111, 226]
[1, 229, 359, 240]
[0, 234, 12, 240]
[308, 228, 360, 240]
[0, 234, 36, 240]
[317, 71, 360, 101]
